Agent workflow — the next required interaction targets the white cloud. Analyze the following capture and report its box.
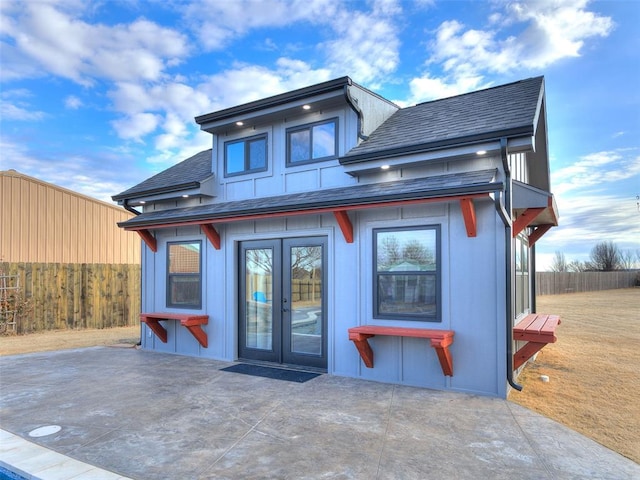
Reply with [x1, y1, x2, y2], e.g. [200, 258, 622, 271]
[536, 148, 640, 268]
[1, 2, 190, 86]
[112, 112, 162, 141]
[107, 80, 212, 148]
[407, 74, 490, 105]
[184, 0, 339, 50]
[551, 149, 640, 196]
[185, 0, 401, 85]
[537, 192, 640, 264]
[505, 0, 614, 68]
[64, 95, 82, 109]
[0, 88, 45, 120]
[197, 59, 333, 112]
[0, 139, 146, 202]
[322, 2, 401, 85]
[408, 0, 614, 103]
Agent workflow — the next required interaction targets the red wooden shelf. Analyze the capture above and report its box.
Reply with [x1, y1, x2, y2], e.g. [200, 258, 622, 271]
[348, 325, 455, 376]
[513, 313, 560, 370]
[140, 313, 209, 348]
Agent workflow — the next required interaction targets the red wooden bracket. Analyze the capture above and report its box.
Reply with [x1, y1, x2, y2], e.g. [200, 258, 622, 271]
[201, 223, 221, 249]
[459, 198, 477, 237]
[348, 326, 455, 376]
[513, 342, 547, 370]
[182, 323, 208, 348]
[349, 332, 375, 368]
[512, 208, 545, 237]
[137, 229, 157, 252]
[140, 317, 167, 343]
[528, 224, 553, 247]
[140, 313, 209, 348]
[333, 210, 354, 243]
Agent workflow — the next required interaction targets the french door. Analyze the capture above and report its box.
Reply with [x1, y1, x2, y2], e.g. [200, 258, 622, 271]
[238, 237, 327, 370]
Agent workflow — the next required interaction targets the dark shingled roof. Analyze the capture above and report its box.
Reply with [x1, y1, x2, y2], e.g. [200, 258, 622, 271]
[341, 77, 544, 164]
[112, 149, 213, 201]
[119, 169, 500, 228]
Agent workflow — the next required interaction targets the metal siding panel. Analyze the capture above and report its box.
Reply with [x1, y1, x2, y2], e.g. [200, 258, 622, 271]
[358, 336, 401, 382]
[20, 177, 31, 261]
[226, 179, 254, 200]
[332, 239, 359, 376]
[61, 190, 71, 263]
[175, 324, 200, 355]
[448, 203, 500, 395]
[1, 172, 138, 263]
[255, 217, 286, 233]
[320, 165, 354, 189]
[401, 337, 447, 389]
[284, 170, 318, 193]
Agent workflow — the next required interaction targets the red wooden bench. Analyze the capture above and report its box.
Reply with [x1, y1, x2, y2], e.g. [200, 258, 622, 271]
[348, 326, 455, 376]
[140, 313, 209, 348]
[513, 313, 561, 369]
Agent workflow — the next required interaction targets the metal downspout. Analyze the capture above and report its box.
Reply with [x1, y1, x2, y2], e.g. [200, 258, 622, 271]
[344, 84, 369, 142]
[123, 200, 141, 216]
[122, 199, 142, 346]
[498, 138, 522, 392]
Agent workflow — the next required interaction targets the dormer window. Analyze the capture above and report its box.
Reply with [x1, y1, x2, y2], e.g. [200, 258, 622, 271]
[286, 118, 338, 166]
[225, 134, 268, 177]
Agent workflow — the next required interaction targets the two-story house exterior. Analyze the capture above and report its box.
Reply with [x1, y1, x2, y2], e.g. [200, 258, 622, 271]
[113, 76, 558, 398]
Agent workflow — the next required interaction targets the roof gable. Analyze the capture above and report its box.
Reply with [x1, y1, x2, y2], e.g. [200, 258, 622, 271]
[342, 77, 544, 163]
[112, 149, 213, 201]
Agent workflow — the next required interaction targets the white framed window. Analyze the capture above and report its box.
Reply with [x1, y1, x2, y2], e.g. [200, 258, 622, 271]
[373, 226, 441, 321]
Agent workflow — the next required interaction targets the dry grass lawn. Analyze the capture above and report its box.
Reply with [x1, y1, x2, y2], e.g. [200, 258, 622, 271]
[0, 326, 140, 356]
[1, 290, 638, 464]
[510, 288, 640, 464]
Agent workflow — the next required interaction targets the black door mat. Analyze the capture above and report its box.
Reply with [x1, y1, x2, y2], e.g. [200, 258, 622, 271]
[221, 363, 321, 383]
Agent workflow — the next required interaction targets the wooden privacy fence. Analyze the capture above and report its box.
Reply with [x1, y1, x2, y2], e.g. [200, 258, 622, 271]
[245, 275, 322, 303]
[536, 271, 639, 295]
[1, 262, 140, 333]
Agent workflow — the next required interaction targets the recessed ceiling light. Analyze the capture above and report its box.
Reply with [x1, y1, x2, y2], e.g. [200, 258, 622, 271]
[139, 201, 146, 204]
[236, 121, 244, 126]
[302, 104, 311, 110]
[182, 194, 189, 198]
[381, 165, 390, 170]
[476, 150, 487, 155]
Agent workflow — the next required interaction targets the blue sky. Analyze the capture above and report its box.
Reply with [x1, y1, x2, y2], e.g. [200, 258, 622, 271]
[1, 0, 638, 270]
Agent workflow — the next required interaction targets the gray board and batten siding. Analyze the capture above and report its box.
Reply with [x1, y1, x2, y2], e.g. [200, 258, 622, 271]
[114, 76, 557, 398]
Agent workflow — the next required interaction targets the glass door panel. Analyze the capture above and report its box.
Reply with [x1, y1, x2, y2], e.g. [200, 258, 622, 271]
[238, 240, 281, 363]
[244, 247, 273, 350]
[283, 237, 327, 369]
[289, 245, 323, 355]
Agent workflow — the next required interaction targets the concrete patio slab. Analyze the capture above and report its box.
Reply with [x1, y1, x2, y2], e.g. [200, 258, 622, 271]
[0, 347, 638, 479]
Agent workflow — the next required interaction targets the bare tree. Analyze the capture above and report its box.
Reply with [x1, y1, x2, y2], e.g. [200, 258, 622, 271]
[402, 239, 434, 266]
[620, 249, 636, 270]
[589, 241, 622, 271]
[567, 260, 588, 272]
[550, 251, 568, 272]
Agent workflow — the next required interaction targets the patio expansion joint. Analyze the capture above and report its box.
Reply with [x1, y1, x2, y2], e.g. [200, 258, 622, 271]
[64, 425, 124, 459]
[197, 399, 285, 476]
[506, 402, 556, 478]
[374, 384, 397, 480]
